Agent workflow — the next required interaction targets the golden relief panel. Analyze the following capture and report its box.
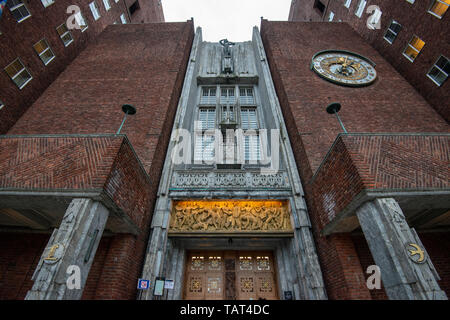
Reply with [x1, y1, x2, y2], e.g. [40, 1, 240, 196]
[169, 200, 292, 233]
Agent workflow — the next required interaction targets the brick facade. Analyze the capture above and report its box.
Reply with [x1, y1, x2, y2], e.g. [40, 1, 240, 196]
[0, 21, 194, 299]
[0, 0, 164, 134]
[260, 20, 449, 299]
[289, 0, 450, 122]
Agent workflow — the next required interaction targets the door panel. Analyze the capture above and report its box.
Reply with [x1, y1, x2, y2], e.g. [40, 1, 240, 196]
[184, 250, 278, 300]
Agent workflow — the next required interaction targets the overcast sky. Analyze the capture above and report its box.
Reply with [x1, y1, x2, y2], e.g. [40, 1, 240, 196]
[162, 0, 292, 42]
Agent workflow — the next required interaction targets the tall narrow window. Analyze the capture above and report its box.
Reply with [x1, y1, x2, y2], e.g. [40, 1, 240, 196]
[195, 107, 216, 162]
[344, 0, 352, 8]
[200, 87, 217, 105]
[103, 0, 111, 11]
[56, 23, 74, 47]
[328, 11, 335, 21]
[427, 55, 449, 86]
[41, 0, 55, 7]
[241, 107, 258, 130]
[221, 105, 235, 123]
[198, 107, 216, 130]
[220, 87, 235, 104]
[239, 87, 254, 105]
[120, 13, 127, 24]
[241, 108, 260, 161]
[384, 20, 402, 44]
[33, 39, 55, 65]
[428, 0, 449, 18]
[89, 1, 101, 20]
[403, 35, 425, 62]
[355, 0, 367, 18]
[74, 11, 88, 31]
[6, 0, 31, 22]
[5, 58, 32, 89]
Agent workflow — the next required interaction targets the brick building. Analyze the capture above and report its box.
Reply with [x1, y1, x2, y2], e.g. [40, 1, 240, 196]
[289, 0, 449, 122]
[0, 0, 164, 134]
[0, 3, 449, 300]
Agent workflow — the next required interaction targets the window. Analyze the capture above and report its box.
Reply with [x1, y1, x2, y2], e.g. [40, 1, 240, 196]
[120, 13, 127, 24]
[74, 11, 88, 31]
[103, 0, 111, 11]
[0, 100, 4, 111]
[241, 107, 258, 130]
[384, 20, 402, 44]
[328, 11, 335, 21]
[344, 0, 352, 8]
[355, 0, 367, 18]
[89, 1, 101, 20]
[403, 35, 425, 62]
[195, 107, 216, 162]
[406, 0, 415, 3]
[200, 87, 217, 105]
[33, 39, 55, 65]
[6, 0, 31, 22]
[239, 87, 255, 105]
[241, 108, 260, 161]
[427, 56, 449, 86]
[41, 0, 55, 7]
[115, 0, 120, 2]
[428, 0, 449, 18]
[314, 0, 326, 14]
[220, 87, 235, 104]
[56, 23, 74, 47]
[5, 58, 32, 89]
[129, 1, 140, 15]
[221, 105, 235, 123]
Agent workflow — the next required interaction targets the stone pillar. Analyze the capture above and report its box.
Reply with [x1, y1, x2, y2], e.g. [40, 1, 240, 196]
[356, 198, 447, 300]
[25, 198, 109, 300]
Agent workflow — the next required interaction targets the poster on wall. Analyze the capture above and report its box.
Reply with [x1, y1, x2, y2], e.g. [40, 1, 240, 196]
[153, 277, 165, 296]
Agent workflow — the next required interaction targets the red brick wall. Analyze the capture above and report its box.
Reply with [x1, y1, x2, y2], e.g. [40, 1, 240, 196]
[0, 0, 163, 134]
[125, 0, 164, 24]
[0, 233, 49, 299]
[289, 0, 450, 122]
[260, 20, 449, 299]
[1, 21, 194, 299]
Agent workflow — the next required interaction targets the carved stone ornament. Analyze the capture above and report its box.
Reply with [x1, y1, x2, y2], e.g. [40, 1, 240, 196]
[169, 200, 292, 233]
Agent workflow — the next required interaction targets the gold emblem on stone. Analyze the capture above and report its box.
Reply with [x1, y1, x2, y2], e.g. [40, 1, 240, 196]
[406, 243, 426, 264]
[43, 243, 64, 264]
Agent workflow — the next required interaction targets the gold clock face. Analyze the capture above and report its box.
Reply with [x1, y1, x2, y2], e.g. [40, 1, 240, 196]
[311, 51, 377, 87]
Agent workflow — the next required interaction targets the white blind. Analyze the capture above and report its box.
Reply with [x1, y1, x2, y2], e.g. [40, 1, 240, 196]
[194, 134, 215, 161]
[198, 107, 216, 130]
[244, 134, 260, 161]
[220, 87, 235, 104]
[200, 87, 217, 105]
[239, 87, 255, 105]
[240, 108, 258, 129]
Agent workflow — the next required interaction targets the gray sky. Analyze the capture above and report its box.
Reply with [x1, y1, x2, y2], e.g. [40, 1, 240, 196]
[162, 0, 292, 42]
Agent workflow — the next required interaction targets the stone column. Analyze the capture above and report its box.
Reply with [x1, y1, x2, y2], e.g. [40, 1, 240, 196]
[25, 198, 109, 300]
[356, 198, 447, 300]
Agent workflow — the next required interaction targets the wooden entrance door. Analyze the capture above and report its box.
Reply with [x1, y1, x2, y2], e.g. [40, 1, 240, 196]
[184, 251, 278, 300]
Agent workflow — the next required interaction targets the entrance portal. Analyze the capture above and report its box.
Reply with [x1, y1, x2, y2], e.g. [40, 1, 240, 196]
[183, 250, 278, 300]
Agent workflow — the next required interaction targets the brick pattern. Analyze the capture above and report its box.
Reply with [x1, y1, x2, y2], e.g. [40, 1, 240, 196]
[261, 20, 449, 300]
[0, 0, 163, 134]
[312, 134, 450, 227]
[289, 0, 450, 122]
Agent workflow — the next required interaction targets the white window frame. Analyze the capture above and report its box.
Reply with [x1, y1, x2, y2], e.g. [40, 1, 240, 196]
[200, 87, 217, 105]
[56, 23, 74, 47]
[41, 0, 55, 8]
[383, 20, 402, 44]
[427, 55, 449, 86]
[344, 0, 352, 9]
[103, 0, 111, 11]
[355, 0, 367, 18]
[239, 87, 255, 105]
[4, 58, 33, 90]
[403, 35, 425, 62]
[7, 0, 32, 23]
[120, 13, 127, 24]
[328, 11, 335, 21]
[89, 1, 101, 20]
[34, 39, 56, 66]
[428, 0, 449, 19]
[74, 11, 88, 32]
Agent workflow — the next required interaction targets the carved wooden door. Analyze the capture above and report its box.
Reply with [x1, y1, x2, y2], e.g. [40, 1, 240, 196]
[184, 250, 278, 300]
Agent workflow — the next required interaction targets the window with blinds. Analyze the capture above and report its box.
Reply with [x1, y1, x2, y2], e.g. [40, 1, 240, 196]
[33, 39, 55, 66]
[198, 107, 216, 130]
[5, 58, 32, 89]
[244, 134, 261, 161]
[239, 87, 255, 105]
[240, 107, 258, 130]
[221, 105, 235, 122]
[200, 87, 217, 105]
[194, 134, 215, 162]
[220, 87, 236, 104]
